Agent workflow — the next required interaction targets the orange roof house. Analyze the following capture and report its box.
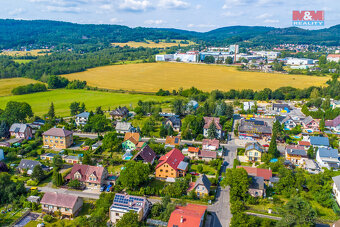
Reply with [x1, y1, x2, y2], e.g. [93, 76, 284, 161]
[122, 132, 141, 151]
[167, 204, 207, 227]
[156, 148, 188, 179]
[165, 136, 181, 148]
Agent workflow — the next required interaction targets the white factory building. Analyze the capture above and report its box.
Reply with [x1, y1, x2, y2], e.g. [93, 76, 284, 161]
[253, 51, 281, 60]
[286, 57, 314, 66]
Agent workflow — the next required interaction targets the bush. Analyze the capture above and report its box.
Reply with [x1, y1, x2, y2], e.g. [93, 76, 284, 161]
[27, 180, 38, 186]
[43, 215, 54, 223]
[12, 83, 47, 95]
[237, 148, 245, 155]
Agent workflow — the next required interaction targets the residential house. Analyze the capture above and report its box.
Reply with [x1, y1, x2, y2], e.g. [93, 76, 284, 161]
[187, 147, 200, 159]
[41, 192, 83, 218]
[9, 123, 33, 140]
[164, 116, 181, 132]
[285, 145, 308, 165]
[331, 100, 340, 110]
[310, 136, 330, 148]
[187, 174, 211, 198]
[43, 127, 73, 149]
[203, 117, 223, 139]
[272, 103, 291, 112]
[109, 193, 150, 225]
[303, 159, 320, 174]
[244, 142, 265, 162]
[238, 119, 272, 140]
[202, 139, 220, 151]
[27, 196, 40, 204]
[316, 147, 340, 169]
[136, 141, 147, 150]
[243, 101, 255, 111]
[110, 107, 129, 120]
[276, 115, 296, 130]
[332, 175, 340, 206]
[302, 116, 319, 132]
[133, 145, 156, 164]
[165, 136, 181, 148]
[237, 166, 272, 181]
[187, 100, 199, 112]
[65, 164, 108, 190]
[40, 153, 57, 161]
[91, 141, 102, 150]
[167, 204, 207, 227]
[198, 150, 217, 161]
[63, 155, 80, 164]
[249, 176, 266, 198]
[115, 122, 132, 134]
[18, 159, 45, 175]
[298, 140, 311, 148]
[326, 115, 340, 132]
[327, 54, 340, 62]
[122, 132, 140, 151]
[156, 148, 188, 179]
[75, 112, 90, 126]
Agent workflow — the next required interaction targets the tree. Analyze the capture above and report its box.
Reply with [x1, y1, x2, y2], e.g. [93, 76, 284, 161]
[47, 75, 69, 89]
[207, 122, 217, 139]
[197, 165, 203, 173]
[79, 102, 86, 113]
[82, 152, 92, 165]
[320, 118, 325, 132]
[31, 165, 45, 182]
[159, 125, 167, 138]
[307, 146, 316, 159]
[52, 155, 63, 170]
[68, 179, 81, 189]
[0, 101, 33, 124]
[95, 106, 104, 115]
[268, 132, 279, 159]
[116, 210, 139, 227]
[84, 114, 109, 133]
[277, 197, 316, 226]
[204, 55, 215, 64]
[47, 102, 55, 119]
[225, 56, 233, 64]
[172, 99, 186, 116]
[118, 161, 150, 190]
[221, 168, 250, 200]
[0, 121, 9, 138]
[52, 170, 63, 186]
[70, 102, 80, 116]
[102, 132, 121, 152]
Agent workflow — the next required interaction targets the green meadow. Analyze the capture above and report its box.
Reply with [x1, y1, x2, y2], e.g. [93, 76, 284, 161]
[0, 89, 172, 117]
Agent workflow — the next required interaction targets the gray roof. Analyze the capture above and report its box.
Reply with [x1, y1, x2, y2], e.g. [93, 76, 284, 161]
[9, 123, 29, 133]
[177, 161, 188, 171]
[332, 175, 340, 190]
[245, 142, 264, 152]
[250, 176, 265, 190]
[76, 112, 90, 118]
[41, 153, 57, 157]
[318, 147, 338, 158]
[302, 116, 314, 125]
[269, 177, 280, 183]
[286, 147, 307, 156]
[18, 159, 41, 171]
[239, 119, 272, 134]
[310, 136, 329, 146]
[64, 155, 79, 160]
[115, 122, 132, 131]
[194, 174, 211, 191]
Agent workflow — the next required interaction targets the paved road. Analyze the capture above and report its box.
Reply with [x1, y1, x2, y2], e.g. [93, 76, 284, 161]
[207, 136, 238, 227]
[26, 186, 100, 200]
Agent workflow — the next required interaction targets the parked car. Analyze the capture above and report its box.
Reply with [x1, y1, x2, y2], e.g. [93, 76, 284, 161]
[106, 184, 112, 192]
[100, 185, 106, 192]
[189, 172, 199, 176]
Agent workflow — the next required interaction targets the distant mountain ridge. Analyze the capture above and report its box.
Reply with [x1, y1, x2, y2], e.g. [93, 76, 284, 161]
[0, 19, 339, 49]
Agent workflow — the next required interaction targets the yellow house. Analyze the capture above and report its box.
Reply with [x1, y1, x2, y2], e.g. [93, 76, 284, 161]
[43, 127, 73, 149]
[245, 142, 264, 162]
[155, 148, 188, 179]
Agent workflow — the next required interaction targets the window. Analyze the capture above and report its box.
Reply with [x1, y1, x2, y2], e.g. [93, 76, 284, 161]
[249, 152, 253, 156]
[65, 208, 69, 211]
[116, 213, 120, 216]
[165, 170, 168, 173]
[254, 152, 258, 157]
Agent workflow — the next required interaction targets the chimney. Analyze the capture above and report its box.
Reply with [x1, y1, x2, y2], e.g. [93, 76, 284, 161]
[180, 216, 184, 223]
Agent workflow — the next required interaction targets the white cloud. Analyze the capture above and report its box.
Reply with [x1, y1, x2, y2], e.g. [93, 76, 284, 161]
[100, 4, 112, 10]
[158, 0, 190, 10]
[45, 5, 83, 13]
[264, 19, 279, 23]
[110, 18, 123, 23]
[256, 13, 272, 19]
[8, 8, 26, 16]
[222, 11, 243, 17]
[144, 19, 166, 25]
[118, 0, 153, 12]
[187, 24, 217, 28]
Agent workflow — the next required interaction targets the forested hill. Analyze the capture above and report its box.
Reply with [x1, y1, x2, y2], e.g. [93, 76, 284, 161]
[0, 19, 340, 49]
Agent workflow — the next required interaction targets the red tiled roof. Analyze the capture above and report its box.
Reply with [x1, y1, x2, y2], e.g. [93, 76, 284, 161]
[41, 192, 79, 209]
[298, 141, 311, 146]
[156, 148, 185, 170]
[167, 204, 207, 227]
[43, 127, 72, 137]
[187, 182, 196, 192]
[203, 117, 222, 130]
[237, 166, 272, 181]
[188, 147, 200, 153]
[65, 164, 105, 184]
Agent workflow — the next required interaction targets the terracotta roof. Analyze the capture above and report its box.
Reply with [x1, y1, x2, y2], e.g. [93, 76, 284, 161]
[41, 192, 79, 209]
[156, 148, 185, 170]
[137, 142, 146, 148]
[124, 132, 140, 145]
[199, 150, 217, 159]
[328, 54, 340, 58]
[43, 127, 73, 137]
[203, 117, 222, 130]
[188, 147, 200, 153]
[202, 139, 219, 148]
[165, 136, 181, 146]
[133, 145, 156, 163]
[298, 141, 311, 146]
[65, 164, 105, 184]
[237, 166, 272, 181]
[167, 204, 207, 227]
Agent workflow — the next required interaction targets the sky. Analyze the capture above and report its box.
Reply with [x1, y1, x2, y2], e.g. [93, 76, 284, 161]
[2, 0, 340, 32]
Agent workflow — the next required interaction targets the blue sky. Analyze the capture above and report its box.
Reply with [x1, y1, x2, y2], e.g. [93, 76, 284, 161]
[2, 0, 340, 32]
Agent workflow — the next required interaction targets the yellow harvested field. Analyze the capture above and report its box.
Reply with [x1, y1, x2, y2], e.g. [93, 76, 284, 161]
[112, 40, 194, 48]
[63, 62, 330, 92]
[0, 49, 50, 56]
[0, 78, 44, 96]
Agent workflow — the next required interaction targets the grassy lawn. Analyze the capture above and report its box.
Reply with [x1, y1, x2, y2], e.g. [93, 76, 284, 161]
[309, 200, 338, 222]
[0, 49, 50, 56]
[107, 164, 124, 175]
[131, 116, 162, 137]
[190, 164, 217, 175]
[62, 62, 330, 92]
[0, 77, 44, 97]
[0, 207, 27, 226]
[0, 89, 172, 117]
[148, 179, 166, 191]
[14, 59, 32, 64]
